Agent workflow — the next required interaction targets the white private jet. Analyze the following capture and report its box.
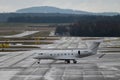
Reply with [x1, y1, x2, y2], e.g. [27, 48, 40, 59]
[33, 40, 102, 64]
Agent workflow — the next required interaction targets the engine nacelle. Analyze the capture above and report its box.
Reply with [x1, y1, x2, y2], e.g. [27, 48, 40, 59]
[78, 50, 92, 58]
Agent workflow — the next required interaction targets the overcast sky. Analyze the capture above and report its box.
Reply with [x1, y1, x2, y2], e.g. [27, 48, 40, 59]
[0, 0, 120, 13]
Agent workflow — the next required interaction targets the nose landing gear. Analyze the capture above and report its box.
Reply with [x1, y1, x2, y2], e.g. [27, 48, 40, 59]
[37, 61, 40, 64]
[37, 59, 40, 64]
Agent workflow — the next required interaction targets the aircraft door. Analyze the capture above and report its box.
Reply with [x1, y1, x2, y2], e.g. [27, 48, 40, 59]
[78, 51, 80, 55]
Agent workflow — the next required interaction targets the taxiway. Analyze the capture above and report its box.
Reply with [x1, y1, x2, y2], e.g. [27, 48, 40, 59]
[0, 37, 120, 80]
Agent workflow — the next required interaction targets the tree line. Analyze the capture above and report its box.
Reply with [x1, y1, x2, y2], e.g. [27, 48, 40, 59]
[55, 15, 120, 37]
[7, 15, 86, 23]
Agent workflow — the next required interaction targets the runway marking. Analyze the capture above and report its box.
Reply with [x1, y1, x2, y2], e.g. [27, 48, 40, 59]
[0, 52, 24, 63]
[0, 52, 34, 68]
[23, 67, 40, 80]
[13, 60, 56, 80]
[10, 61, 37, 80]
[0, 37, 120, 80]
[0, 71, 19, 80]
[61, 66, 67, 80]
[15, 74, 116, 78]
[110, 67, 119, 71]
[41, 60, 56, 80]
[11, 53, 36, 67]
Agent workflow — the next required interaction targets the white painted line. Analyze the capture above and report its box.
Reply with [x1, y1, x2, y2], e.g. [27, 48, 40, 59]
[3, 31, 39, 38]
[0, 71, 19, 80]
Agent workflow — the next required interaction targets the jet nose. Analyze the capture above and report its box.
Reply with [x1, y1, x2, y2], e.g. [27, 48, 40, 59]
[33, 57, 39, 59]
[33, 53, 39, 59]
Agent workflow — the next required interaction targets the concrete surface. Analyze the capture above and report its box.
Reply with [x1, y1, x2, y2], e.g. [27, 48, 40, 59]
[2, 31, 39, 38]
[0, 37, 120, 80]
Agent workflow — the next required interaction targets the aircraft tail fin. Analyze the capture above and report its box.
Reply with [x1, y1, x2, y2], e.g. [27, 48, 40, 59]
[86, 40, 102, 54]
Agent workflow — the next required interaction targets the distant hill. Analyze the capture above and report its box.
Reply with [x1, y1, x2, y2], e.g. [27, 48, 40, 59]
[16, 6, 120, 16]
[0, 6, 119, 23]
[94, 12, 120, 16]
[16, 6, 91, 14]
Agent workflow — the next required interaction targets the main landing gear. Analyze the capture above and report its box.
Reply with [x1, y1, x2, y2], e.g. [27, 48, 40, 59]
[37, 59, 40, 64]
[65, 60, 70, 63]
[65, 60, 77, 64]
[73, 60, 77, 64]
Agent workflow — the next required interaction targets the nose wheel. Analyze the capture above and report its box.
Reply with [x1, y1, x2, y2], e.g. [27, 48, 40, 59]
[37, 59, 40, 64]
[37, 62, 40, 64]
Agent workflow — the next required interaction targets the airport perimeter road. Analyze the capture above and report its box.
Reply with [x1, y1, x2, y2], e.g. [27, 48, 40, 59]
[0, 37, 120, 80]
[3, 31, 39, 38]
[40, 37, 86, 49]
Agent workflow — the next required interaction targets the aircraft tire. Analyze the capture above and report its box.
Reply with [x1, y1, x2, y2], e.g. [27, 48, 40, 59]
[73, 60, 77, 64]
[67, 60, 70, 64]
[37, 61, 40, 64]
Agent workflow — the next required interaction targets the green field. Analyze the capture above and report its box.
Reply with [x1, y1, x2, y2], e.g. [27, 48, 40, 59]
[0, 23, 70, 27]
[0, 31, 21, 36]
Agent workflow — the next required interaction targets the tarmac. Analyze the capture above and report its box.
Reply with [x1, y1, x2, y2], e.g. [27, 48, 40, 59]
[0, 37, 120, 80]
[1, 31, 39, 38]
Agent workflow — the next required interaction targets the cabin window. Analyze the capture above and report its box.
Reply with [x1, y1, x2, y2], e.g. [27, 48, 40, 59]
[50, 54, 52, 56]
[64, 53, 66, 55]
[57, 54, 59, 56]
[71, 53, 73, 55]
[39, 53, 43, 55]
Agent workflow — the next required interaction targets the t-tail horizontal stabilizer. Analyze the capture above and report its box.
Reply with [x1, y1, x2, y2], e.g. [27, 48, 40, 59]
[86, 40, 102, 54]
